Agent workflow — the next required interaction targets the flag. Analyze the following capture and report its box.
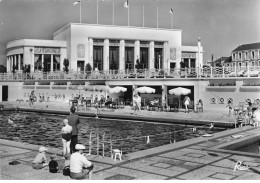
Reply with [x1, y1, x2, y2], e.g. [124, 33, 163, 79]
[73, 1, 80, 6]
[124, 1, 129, 8]
[170, 8, 173, 14]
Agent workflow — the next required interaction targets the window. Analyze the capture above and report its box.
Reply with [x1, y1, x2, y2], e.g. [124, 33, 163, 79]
[245, 52, 248, 60]
[239, 52, 242, 60]
[251, 62, 255, 66]
[232, 53, 235, 61]
[251, 51, 255, 59]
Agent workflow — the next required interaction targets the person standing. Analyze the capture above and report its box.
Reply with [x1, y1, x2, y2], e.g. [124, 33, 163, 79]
[70, 144, 94, 180]
[67, 106, 80, 154]
[61, 119, 73, 156]
[133, 93, 141, 115]
[183, 96, 190, 113]
[29, 90, 35, 108]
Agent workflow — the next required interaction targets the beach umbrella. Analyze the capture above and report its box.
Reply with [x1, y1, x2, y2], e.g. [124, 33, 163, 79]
[77, 85, 85, 95]
[134, 86, 155, 94]
[109, 86, 127, 94]
[168, 87, 191, 95]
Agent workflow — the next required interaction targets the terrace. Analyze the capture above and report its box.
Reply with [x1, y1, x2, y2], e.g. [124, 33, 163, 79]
[0, 66, 260, 81]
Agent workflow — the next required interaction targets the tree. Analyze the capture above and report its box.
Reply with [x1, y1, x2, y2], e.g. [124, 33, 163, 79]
[63, 58, 69, 73]
[85, 63, 92, 72]
[0, 65, 7, 73]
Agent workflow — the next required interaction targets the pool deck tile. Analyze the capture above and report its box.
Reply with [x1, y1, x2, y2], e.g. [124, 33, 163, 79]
[210, 173, 235, 180]
[177, 169, 216, 180]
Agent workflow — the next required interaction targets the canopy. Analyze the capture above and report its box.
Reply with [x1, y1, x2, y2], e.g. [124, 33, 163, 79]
[109, 86, 127, 94]
[169, 87, 191, 95]
[85, 85, 110, 91]
[134, 86, 155, 94]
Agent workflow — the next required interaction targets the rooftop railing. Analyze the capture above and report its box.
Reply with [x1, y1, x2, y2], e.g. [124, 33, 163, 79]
[0, 66, 259, 81]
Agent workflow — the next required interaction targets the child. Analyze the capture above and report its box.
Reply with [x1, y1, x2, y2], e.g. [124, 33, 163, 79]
[63, 154, 70, 176]
[49, 154, 59, 173]
[236, 112, 244, 128]
[32, 146, 48, 170]
[226, 101, 233, 116]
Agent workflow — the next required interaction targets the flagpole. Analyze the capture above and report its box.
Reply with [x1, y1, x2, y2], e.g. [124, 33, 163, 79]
[112, 1, 114, 25]
[79, 0, 82, 23]
[171, 13, 173, 29]
[128, 3, 129, 26]
[97, 0, 99, 24]
[142, 5, 144, 27]
[157, 6, 158, 28]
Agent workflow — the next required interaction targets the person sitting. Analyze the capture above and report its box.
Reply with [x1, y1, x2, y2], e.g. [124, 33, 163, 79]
[48, 154, 59, 173]
[236, 112, 244, 127]
[70, 144, 94, 180]
[63, 154, 71, 176]
[32, 146, 48, 170]
[105, 96, 112, 107]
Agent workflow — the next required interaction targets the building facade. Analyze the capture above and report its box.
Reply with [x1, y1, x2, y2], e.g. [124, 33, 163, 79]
[6, 23, 203, 73]
[223, 42, 260, 68]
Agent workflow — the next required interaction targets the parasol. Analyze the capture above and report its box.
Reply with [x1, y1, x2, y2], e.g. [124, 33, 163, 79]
[168, 87, 191, 95]
[134, 86, 155, 94]
[109, 86, 127, 94]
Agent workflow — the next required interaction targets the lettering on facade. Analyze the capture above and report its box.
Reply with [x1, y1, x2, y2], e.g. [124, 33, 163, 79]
[34, 47, 60, 54]
[77, 44, 85, 58]
[182, 52, 196, 58]
[170, 47, 176, 60]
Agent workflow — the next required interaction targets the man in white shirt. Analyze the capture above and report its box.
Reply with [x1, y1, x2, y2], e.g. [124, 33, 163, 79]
[70, 144, 94, 180]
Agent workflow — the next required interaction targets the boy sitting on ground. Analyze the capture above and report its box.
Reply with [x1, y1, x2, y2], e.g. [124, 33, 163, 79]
[49, 154, 59, 173]
[63, 154, 71, 176]
[32, 146, 48, 170]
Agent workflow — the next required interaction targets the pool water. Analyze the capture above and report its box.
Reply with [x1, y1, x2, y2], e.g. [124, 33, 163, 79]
[237, 141, 260, 154]
[0, 111, 224, 156]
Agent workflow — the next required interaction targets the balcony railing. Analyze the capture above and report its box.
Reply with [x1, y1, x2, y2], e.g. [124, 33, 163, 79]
[0, 66, 260, 81]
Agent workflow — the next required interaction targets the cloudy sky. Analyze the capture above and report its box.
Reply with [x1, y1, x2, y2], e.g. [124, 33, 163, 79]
[0, 0, 259, 66]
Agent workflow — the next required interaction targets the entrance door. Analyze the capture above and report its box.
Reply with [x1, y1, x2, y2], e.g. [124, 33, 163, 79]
[2, 85, 8, 101]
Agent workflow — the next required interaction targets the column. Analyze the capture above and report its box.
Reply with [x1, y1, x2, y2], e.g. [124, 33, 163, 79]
[41, 54, 44, 71]
[10, 56, 13, 72]
[103, 39, 109, 71]
[119, 40, 125, 71]
[89, 38, 94, 69]
[134, 41, 140, 67]
[6, 57, 9, 72]
[14, 55, 17, 71]
[149, 41, 154, 69]
[163, 42, 168, 69]
[18, 54, 21, 71]
[188, 58, 191, 68]
[51, 54, 53, 72]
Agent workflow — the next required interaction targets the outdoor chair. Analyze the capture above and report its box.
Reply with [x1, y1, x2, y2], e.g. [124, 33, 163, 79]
[168, 99, 179, 112]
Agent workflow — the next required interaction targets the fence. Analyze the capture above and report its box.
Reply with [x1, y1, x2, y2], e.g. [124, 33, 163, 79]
[1, 66, 260, 81]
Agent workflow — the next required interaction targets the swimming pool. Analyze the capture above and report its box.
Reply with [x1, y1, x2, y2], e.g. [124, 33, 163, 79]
[0, 111, 224, 156]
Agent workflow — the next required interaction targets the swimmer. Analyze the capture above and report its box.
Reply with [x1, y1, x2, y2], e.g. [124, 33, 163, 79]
[8, 118, 14, 124]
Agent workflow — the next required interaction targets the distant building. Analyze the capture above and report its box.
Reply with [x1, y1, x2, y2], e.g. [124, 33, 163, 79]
[230, 42, 260, 67]
[6, 23, 203, 73]
[212, 57, 229, 67]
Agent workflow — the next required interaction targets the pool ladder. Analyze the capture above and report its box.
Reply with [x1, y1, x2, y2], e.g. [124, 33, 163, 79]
[88, 132, 114, 158]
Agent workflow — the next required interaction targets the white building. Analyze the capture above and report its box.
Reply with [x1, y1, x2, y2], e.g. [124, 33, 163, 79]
[6, 23, 203, 73]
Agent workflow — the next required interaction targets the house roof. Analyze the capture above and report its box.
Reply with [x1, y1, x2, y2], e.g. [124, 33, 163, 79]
[232, 42, 260, 52]
[213, 57, 228, 64]
[223, 56, 232, 63]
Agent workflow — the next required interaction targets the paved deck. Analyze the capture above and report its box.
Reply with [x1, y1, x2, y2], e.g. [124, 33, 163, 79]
[1, 101, 260, 180]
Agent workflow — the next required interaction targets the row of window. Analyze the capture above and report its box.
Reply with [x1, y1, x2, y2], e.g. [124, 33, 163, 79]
[232, 49, 260, 61]
[224, 60, 260, 67]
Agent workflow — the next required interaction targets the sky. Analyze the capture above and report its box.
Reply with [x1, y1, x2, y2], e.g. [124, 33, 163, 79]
[0, 0, 260, 66]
